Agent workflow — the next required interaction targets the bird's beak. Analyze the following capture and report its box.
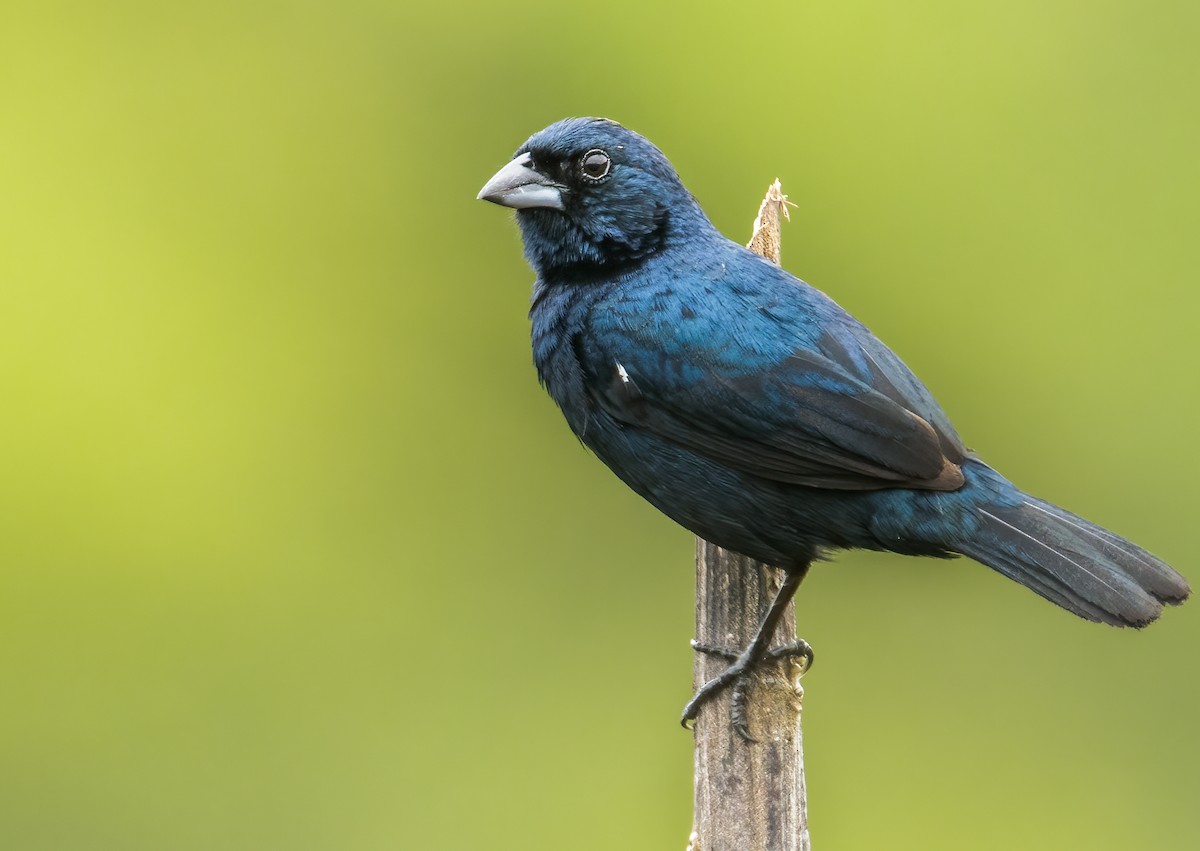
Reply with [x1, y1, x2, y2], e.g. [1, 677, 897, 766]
[477, 152, 566, 211]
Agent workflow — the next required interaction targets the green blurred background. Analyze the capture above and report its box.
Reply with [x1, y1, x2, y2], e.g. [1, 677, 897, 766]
[1, 1, 1197, 848]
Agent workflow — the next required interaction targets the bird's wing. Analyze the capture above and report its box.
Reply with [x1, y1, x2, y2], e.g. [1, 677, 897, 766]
[811, 323, 969, 465]
[585, 308, 966, 492]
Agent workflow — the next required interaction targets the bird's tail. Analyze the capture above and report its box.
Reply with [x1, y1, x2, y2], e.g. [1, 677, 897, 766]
[955, 494, 1189, 627]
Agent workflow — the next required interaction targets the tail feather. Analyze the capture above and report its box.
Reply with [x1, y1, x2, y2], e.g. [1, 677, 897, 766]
[1022, 498, 1190, 605]
[957, 499, 1189, 628]
[959, 527, 1121, 624]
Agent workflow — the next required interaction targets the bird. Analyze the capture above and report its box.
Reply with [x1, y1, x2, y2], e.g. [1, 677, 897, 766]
[477, 117, 1189, 737]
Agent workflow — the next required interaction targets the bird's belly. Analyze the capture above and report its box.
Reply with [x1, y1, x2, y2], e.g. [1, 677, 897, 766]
[579, 413, 845, 566]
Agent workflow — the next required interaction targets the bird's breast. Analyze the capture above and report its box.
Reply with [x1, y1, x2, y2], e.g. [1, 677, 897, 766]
[530, 283, 603, 440]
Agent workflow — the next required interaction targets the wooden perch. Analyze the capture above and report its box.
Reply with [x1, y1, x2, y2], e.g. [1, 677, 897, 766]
[689, 180, 810, 851]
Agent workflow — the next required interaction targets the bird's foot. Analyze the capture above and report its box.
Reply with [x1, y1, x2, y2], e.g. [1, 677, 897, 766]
[682, 639, 814, 741]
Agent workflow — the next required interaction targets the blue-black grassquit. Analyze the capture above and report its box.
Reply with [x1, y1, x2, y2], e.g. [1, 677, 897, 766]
[479, 118, 1188, 732]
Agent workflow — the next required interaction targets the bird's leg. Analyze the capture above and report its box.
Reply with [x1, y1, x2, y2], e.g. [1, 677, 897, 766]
[682, 565, 813, 741]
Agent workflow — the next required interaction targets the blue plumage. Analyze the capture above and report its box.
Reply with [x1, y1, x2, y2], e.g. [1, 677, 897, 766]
[480, 117, 1189, 634]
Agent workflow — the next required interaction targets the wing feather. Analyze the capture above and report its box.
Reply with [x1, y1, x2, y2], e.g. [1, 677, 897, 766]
[592, 341, 964, 491]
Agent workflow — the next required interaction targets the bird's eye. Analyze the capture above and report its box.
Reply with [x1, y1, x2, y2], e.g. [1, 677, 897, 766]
[580, 149, 611, 182]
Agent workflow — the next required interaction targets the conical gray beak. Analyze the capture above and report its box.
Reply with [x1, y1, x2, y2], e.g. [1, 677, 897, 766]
[477, 152, 565, 211]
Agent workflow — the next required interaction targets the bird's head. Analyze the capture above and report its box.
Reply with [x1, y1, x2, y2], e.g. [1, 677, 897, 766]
[478, 118, 708, 277]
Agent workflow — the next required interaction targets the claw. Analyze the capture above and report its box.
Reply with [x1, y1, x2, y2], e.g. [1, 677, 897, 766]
[681, 661, 745, 728]
[767, 639, 815, 673]
[691, 640, 739, 661]
[730, 676, 757, 743]
[685, 636, 816, 741]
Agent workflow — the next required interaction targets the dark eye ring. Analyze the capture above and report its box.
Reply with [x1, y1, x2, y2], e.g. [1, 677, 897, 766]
[580, 149, 611, 182]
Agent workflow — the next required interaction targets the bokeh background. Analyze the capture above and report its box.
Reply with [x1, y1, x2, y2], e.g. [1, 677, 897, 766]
[2, 1, 1197, 849]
